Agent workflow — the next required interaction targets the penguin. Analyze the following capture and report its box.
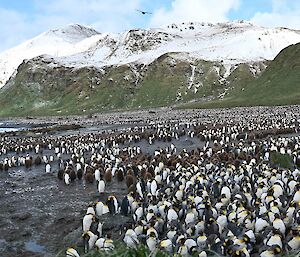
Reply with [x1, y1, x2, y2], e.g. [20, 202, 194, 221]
[292, 185, 300, 202]
[104, 169, 112, 182]
[77, 169, 83, 180]
[272, 214, 286, 235]
[85, 172, 94, 183]
[134, 206, 143, 222]
[97, 222, 103, 238]
[95, 169, 101, 182]
[103, 234, 114, 251]
[45, 163, 51, 173]
[58, 169, 64, 180]
[255, 217, 269, 233]
[95, 201, 109, 216]
[177, 245, 189, 256]
[150, 179, 158, 196]
[266, 233, 283, 249]
[123, 229, 139, 248]
[116, 168, 124, 181]
[66, 247, 80, 257]
[64, 173, 71, 185]
[136, 181, 144, 199]
[106, 196, 119, 215]
[126, 175, 135, 188]
[83, 214, 94, 232]
[69, 169, 76, 181]
[146, 231, 158, 251]
[160, 238, 174, 253]
[184, 238, 197, 252]
[167, 207, 178, 222]
[259, 245, 282, 257]
[95, 235, 114, 251]
[98, 180, 105, 194]
[120, 196, 130, 216]
[95, 238, 105, 251]
[34, 156, 42, 166]
[285, 227, 300, 251]
[86, 206, 95, 215]
[82, 231, 98, 253]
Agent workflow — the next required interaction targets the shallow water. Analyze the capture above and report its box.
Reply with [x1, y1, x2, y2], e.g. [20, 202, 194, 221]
[25, 240, 46, 254]
[0, 127, 20, 133]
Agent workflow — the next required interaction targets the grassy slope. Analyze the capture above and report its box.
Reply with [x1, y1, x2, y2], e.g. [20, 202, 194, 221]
[0, 54, 227, 117]
[182, 43, 300, 109]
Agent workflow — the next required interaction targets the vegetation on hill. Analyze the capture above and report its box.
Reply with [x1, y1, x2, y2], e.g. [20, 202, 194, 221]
[0, 43, 297, 116]
[0, 54, 258, 117]
[181, 43, 300, 109]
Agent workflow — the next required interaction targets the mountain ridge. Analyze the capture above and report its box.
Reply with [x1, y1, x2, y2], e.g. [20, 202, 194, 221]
[0, 20, 299, 88]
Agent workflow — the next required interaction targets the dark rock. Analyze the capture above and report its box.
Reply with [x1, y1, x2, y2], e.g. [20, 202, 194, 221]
[21, 230, 32, 237]
[11, 212, 32, 221]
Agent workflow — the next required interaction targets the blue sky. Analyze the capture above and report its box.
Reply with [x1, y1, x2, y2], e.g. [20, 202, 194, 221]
[0, 0, 299, 52]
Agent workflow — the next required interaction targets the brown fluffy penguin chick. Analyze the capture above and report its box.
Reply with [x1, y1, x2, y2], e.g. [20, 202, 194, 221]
[70, 170, 77, 181]
[77, 169, 83, 180]
[145, 172, 153, 181]
[128, 184, 137, 194]
[25, 157, 33, 168]
[126, 175, 135, 188]
[85, 172, 94, 183]
[104, 169, 112, 182]
[57, 169, 64, 180]
[116, 169, 124, 182]
[141, 168, 147, 179]
[34, 156, 42, 166]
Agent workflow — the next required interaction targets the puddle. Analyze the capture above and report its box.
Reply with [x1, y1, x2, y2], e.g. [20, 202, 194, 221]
[25, 240, 46, 253]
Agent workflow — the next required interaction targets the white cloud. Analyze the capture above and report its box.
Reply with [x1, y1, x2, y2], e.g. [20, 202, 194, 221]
[150, 0, 240, 27]
[251, 0, 300, 29]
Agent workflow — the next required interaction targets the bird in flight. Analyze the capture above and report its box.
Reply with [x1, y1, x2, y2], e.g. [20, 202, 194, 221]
[136, 9, 152, 15]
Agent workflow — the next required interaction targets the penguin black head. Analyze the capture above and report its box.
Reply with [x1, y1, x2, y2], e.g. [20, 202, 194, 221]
[274, 213, 280, 219]
[149, 231, 156, 238]
[106, 232, 112, 239]
[223, 238, 233, 248]
[267, 188, 274, 196]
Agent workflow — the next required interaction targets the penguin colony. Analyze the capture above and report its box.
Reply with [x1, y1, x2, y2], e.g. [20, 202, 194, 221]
[0, 106, 300, 257]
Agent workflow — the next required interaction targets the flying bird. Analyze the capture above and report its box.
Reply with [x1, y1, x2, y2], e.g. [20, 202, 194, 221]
[136, 9, 152, 15]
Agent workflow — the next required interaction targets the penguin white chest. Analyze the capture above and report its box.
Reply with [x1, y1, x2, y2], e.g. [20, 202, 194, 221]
[98, 180, 105, 193]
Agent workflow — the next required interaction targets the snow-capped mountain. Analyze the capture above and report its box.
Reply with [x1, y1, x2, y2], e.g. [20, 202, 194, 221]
[0, 21, 299, 88]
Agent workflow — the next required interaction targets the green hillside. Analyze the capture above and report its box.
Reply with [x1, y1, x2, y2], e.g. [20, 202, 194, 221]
[0, 54, 257, 117]
[182, 43, 300, 109]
